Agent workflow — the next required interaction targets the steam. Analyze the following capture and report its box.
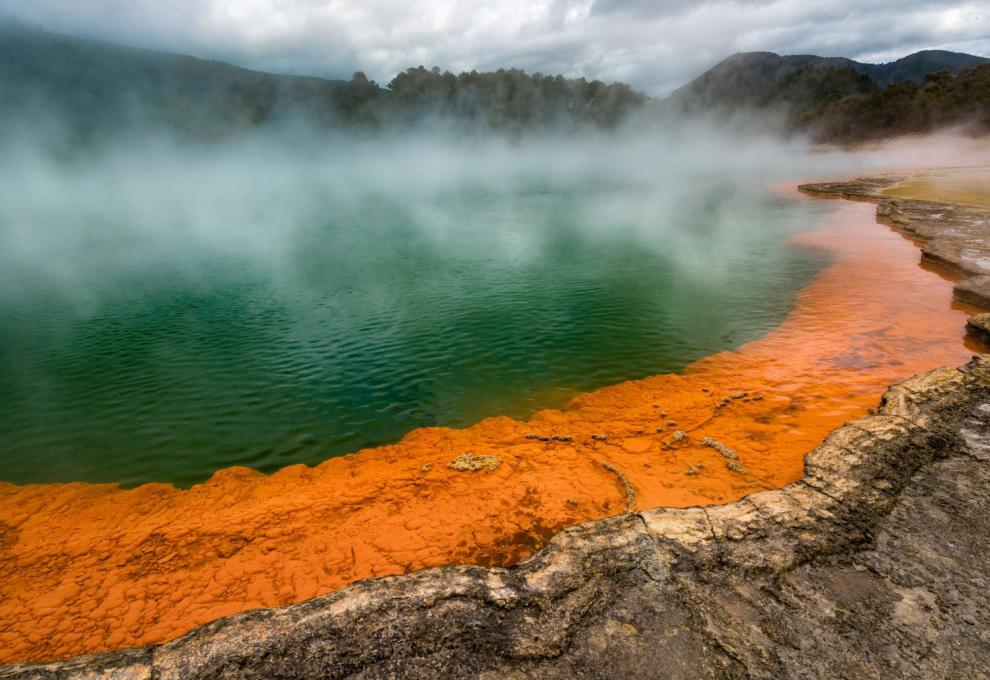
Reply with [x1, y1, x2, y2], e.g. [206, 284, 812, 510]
[5, 107, 990, 486]
[2, 118, 987, 318]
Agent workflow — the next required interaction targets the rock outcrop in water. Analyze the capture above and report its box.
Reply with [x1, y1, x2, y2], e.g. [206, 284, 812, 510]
[4, 354, 990, 679]
[800, 174, 990, 308]
[967, 313, 990, 345]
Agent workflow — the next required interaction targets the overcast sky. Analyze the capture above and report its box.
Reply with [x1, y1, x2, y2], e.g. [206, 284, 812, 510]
[1, 0, 988, 95]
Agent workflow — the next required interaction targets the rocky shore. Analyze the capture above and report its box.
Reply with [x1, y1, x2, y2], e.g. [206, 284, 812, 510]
[800, 172, 990, 308]
[3, 172, 989, 678]
[4, 354, 990, 679]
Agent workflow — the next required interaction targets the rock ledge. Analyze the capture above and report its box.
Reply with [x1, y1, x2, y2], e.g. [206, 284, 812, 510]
[799, 173, 990, 308]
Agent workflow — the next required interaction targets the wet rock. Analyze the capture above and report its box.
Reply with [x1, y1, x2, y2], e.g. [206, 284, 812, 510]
[448, 453, 501, 472]
[956, 275, 990, 309]
[966, 312, 990, 345]
[601, 462, 637, 513]
[726, 459, 749, 474]
[703, 437, 738, 460]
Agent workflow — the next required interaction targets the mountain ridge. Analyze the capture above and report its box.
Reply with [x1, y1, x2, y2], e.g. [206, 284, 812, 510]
[669, 49, 988, 109]
[0, 21, 645, 142]
[1, 21, 988, 145]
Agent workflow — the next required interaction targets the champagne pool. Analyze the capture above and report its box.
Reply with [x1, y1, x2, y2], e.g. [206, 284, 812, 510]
[0, 162, 833, 488]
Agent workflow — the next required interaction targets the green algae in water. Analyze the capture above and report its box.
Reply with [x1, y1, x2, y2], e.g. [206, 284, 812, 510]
[0, 174, 832, 487]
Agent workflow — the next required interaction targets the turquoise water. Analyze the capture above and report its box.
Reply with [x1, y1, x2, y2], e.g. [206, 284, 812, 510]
[0, 162, 833, 487]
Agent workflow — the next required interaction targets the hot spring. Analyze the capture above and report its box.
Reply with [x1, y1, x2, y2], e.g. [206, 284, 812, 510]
[0, 132, 837, 487]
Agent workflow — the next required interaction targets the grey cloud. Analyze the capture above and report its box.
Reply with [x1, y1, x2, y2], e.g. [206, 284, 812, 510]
[0, 0, 987, 95]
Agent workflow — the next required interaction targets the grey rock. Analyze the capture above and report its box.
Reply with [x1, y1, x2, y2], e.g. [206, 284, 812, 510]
[966, 312, 990, 345]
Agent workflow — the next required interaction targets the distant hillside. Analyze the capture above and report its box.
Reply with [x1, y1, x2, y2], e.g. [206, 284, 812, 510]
[859, 50, 989, 87]
[0, 22, 646, 144]
[668, 49, 988, 114]
[802, 63, 990, 143]
[373, 65, 645, 130]
[0, 22, 355, 142]
[2, 21, 987, 147]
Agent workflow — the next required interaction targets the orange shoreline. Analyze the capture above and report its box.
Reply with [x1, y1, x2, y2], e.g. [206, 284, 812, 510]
[0, 186, 980, 664]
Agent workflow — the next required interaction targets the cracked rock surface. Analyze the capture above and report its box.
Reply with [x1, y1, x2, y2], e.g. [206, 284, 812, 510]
[4, 355, 990, 679]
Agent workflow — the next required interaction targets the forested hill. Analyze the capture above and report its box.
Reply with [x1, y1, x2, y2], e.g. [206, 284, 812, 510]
[0, 22, 645, 143]
[0, 22, 352, 139]
[1, 21, 988, 146]
[663, 49, 990, 142]
[667, 50, 987, 113]
[801, 64, 990, 143]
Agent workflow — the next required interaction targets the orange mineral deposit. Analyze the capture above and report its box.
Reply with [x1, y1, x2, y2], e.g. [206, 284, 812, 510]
[0, 193, 979, 663]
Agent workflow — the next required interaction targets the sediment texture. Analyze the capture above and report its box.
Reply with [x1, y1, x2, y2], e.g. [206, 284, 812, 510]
[800, 172, 990, 308]
[4, 355, 989, 679]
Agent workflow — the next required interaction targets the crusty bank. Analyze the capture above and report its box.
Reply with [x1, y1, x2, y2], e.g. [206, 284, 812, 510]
[800, 171, 990, 308]
[4, 354, 990, 678]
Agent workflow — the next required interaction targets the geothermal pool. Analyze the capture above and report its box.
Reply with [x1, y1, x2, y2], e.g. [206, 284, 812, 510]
[0, 178, 831, 487]
[0, 153, 983, 663]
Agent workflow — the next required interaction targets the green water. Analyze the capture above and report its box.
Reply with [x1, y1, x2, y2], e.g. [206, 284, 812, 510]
[0, 163, 833, 487]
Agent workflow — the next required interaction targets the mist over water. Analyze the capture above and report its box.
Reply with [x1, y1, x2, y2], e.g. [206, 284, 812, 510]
[0, 125, 976, 487]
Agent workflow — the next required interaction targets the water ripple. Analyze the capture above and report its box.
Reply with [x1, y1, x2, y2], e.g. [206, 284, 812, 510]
[0, 188, 834, 486]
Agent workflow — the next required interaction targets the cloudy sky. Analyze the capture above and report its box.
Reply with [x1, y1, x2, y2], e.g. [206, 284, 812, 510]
[1, 0, 988, 95]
